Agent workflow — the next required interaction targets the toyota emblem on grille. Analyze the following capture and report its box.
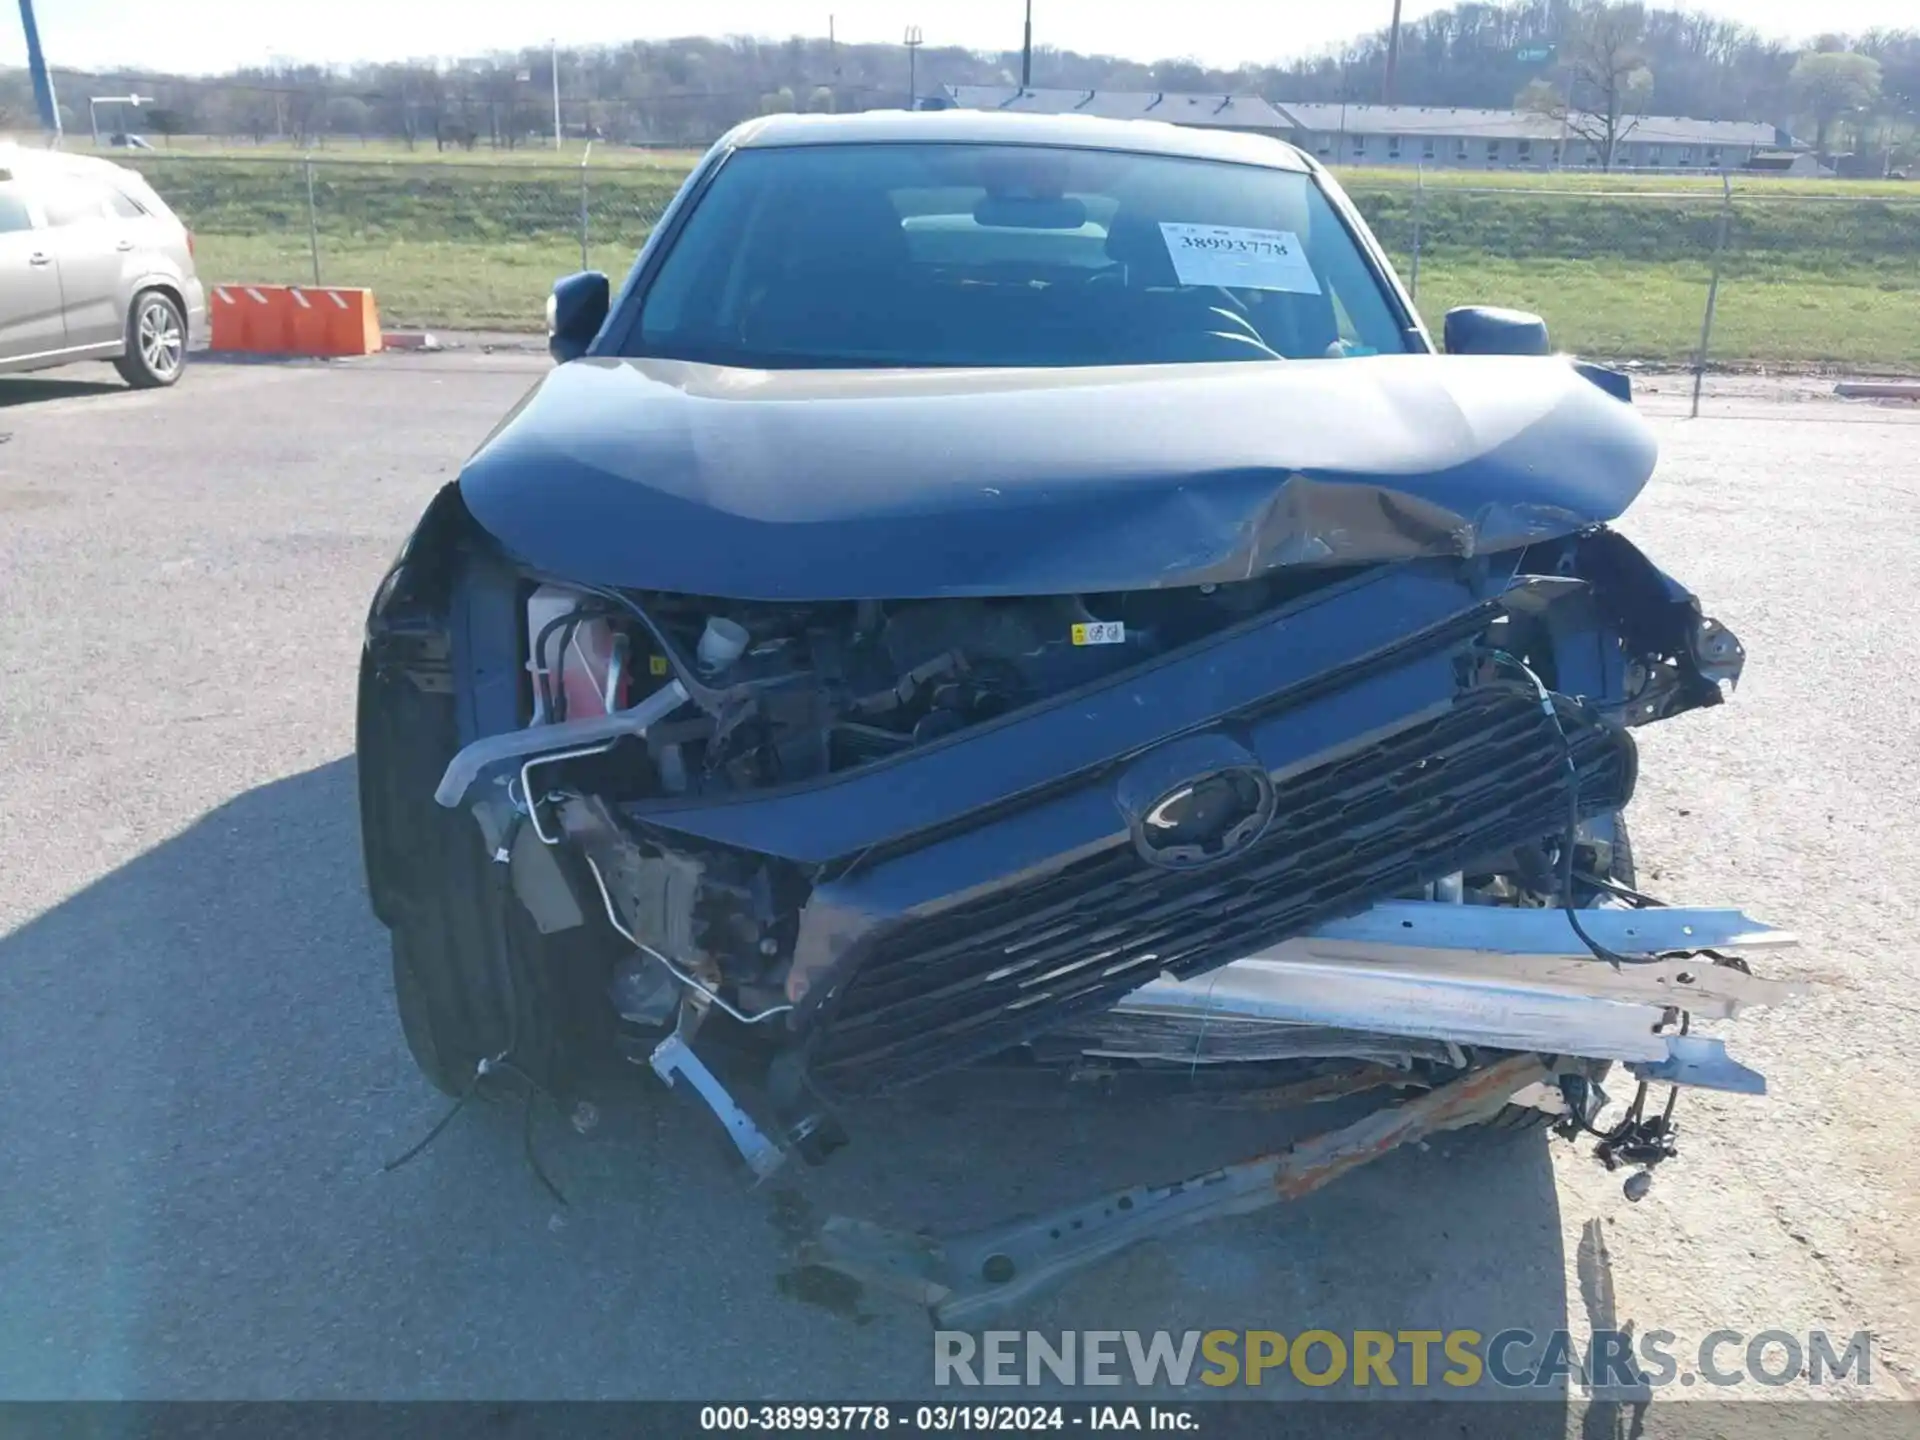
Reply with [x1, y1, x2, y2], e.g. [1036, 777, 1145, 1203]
[1114, 734, 1277, 872]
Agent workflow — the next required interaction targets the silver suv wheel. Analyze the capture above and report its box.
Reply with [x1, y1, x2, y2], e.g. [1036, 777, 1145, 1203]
[116, 291, 187, 389]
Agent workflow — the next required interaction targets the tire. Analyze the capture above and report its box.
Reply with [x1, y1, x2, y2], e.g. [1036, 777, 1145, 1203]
[386, 806, 620, 1101]
[359, 654, 621, 1101]
[114, 290, 187, 389]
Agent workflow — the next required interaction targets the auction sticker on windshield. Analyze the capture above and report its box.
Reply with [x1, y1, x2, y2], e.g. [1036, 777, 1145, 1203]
[1159, 223, 1322, 294]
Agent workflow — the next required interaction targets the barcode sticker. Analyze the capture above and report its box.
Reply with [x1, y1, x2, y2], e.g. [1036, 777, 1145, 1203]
[1072, 621, 1127, 646]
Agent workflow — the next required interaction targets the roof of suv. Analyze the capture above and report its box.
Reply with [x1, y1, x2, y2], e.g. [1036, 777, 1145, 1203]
[727, 109, 1312, 172]
[0, 142, 126, 176]
[0, 143, 182, 224]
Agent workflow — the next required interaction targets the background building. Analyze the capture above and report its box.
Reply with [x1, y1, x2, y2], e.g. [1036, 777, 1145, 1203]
[940, 87, 1790, 171]
[938, 86, 1291, 140]
[1273, 103, 1787, 170]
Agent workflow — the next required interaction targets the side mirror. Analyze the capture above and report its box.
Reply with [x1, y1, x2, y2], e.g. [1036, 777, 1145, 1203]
[547, 271, 610, 364]
[1443, 305, 1550, 356]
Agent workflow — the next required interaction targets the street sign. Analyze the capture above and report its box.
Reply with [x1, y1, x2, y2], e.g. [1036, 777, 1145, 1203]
[1515, 45, 1556, 63]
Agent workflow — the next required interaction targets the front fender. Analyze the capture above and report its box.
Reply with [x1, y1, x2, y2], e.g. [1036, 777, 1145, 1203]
[358, 484, 525, 923]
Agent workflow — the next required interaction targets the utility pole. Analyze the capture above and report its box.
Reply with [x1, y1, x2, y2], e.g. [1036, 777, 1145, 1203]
[16, 0, 61, 139]
[904, 27, 924, 110]
[1338, 59, 1350, 162]
[1383, 0, 1404, 105]
[551, 39, 562, 149]
[1020, 0, 1033, 92]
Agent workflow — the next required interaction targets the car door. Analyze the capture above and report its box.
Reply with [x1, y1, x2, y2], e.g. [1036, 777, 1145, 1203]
[36, 175, 131, 349]
[0, 178, 67, 363]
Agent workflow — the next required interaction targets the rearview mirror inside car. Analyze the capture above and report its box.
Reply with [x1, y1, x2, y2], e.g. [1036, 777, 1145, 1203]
[548, 271, 611, 364]
[972, 195, 1089, 230]
[1443, 305, 1551, 356]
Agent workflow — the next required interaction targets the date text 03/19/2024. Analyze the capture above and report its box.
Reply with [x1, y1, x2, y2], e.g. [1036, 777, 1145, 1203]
[698, 1404, 1196, 1432]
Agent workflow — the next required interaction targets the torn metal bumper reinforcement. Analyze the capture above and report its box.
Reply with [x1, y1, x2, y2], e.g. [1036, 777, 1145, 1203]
[802, 1052, 1571, 1325]
[1075, 900, 1799, 1078]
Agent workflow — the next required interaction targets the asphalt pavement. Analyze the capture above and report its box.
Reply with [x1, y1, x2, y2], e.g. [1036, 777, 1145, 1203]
[1, 352, 1916, 1404]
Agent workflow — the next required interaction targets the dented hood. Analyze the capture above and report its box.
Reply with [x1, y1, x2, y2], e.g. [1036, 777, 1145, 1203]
[458, 353, 1656, 600]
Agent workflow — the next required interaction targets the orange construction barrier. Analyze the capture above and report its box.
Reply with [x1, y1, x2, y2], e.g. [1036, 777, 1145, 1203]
[210, 285, 283, 352]
[209, 284, 383, 357]
[286, 287, 333, 356]
[304, 286, 383, 356]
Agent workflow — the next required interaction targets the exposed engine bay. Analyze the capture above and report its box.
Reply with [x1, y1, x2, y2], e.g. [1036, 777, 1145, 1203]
[517, 569, 1359, 796]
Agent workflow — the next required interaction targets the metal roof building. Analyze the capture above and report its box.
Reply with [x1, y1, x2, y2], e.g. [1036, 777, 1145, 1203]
[939, 86, 1291, 137]
[935, 87, 1787, 170]
[1272, 102, 1786, 169]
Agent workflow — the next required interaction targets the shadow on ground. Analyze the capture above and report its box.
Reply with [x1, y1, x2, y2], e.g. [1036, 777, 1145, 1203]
[0, 758, 1575, 1403]
[0, 373, 127, 407]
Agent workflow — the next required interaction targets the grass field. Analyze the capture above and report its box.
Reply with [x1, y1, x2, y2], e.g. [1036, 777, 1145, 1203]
[1339, 165, 1920, 198]
[199, 236, 1912, 367]
[71, 138, 1917, 189]
[100, 147, 1920, 368]
[1411, 259, 1920, 369]
[67, 135, 707, 168]
[1357, 178, 1920, 368]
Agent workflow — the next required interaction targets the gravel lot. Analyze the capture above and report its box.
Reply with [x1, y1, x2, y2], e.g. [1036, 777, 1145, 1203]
[0, 352, 1916, 1406]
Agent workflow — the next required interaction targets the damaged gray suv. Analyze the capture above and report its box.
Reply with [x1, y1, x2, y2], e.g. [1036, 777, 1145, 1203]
[358, 112, 1798, 1272]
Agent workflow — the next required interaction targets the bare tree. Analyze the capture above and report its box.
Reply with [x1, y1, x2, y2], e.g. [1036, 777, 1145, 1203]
[1521, 3, 1655, 170]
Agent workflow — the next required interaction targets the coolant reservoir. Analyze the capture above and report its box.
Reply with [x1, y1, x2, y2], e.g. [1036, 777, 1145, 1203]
[527, 584, 628, 721]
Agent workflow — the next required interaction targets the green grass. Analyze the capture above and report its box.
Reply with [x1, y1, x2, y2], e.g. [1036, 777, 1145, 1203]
[126, 150, 1920, 368]
[197, 232, 594, 330]
[1407, 257, 1920, 368]
[95, 139, 1912, 191]
[76, 135, 705, 168]
[1337, 165, 1920, 198]
[122, 154, 685, 236]
[203, 230, 1920, 364]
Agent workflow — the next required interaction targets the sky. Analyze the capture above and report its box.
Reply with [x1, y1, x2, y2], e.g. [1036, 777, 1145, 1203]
[3, 0, 1914, 77]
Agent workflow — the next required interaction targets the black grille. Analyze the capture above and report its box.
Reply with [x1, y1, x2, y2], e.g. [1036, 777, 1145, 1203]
[806, 686, 1632, 1095]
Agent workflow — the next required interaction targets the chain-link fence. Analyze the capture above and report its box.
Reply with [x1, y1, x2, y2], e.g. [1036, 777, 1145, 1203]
[1352, 173, 1920, 387]
[118, 153, 1920, 375]
[119, 152, 682, 331]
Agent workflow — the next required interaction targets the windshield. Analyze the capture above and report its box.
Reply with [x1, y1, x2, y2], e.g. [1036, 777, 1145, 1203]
[632, 142, 1411, 369]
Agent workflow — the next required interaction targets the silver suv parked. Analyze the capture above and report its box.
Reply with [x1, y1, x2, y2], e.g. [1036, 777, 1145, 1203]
[0, 145, 207, 388]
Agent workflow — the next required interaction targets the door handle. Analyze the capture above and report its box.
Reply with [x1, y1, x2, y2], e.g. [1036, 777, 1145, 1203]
[28, 252, 51, 266]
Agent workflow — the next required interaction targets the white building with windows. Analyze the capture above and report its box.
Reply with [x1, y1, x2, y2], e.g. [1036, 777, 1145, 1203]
[935, 88, 1788, 172]
[936, 88, 1789, 172]
[938, 86, 1292, 139]
[1271, 103, 1786, 171]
